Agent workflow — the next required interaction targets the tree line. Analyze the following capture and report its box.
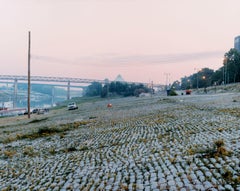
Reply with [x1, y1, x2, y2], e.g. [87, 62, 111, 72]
[85, 48, 240, 96]
[17, 84, 67, 96]
[84, 81, 152, 98]
[176, 48, 240, 90]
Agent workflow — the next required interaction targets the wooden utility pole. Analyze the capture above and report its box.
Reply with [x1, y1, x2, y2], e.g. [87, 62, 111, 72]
[28, 31, 31, 118]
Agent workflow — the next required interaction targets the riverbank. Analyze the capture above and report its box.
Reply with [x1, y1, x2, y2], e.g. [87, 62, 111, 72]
[0, 93, 240, 190]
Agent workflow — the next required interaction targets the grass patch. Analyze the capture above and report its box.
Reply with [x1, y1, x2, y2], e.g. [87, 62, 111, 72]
[23, 146, 36, 157]
[3, 149, 17, 158]
[38, 126, 61, 135]
[221, 169, 240, 188]
[5, 120, 92, 142]
[218, 108, 240, 117]
[2, 136, 16, 144]
[17, 126, 62, 140]
[29, 117, 48, 124]
[49, 147, 56, 155]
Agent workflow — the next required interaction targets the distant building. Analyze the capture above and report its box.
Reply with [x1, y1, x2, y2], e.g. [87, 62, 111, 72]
[115, 74, 124, 82]
[2, 101, 13, 108]
[234, 36, 240, 52]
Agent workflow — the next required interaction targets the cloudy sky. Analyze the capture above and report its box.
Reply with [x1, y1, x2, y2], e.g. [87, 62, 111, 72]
[1, 0, 240, 84]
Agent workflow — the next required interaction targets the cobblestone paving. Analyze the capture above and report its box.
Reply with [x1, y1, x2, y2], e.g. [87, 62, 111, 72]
[0, 93, 240, 190]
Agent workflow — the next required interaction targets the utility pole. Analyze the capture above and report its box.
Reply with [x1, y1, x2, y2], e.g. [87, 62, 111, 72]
[51, 86, 55, 107]
[164, 73, 170, 88]
[13, 79, 18, 108]
[151, 81, 154, 96]
[67, 81, 70, 100]
[28, 31, 31, 119]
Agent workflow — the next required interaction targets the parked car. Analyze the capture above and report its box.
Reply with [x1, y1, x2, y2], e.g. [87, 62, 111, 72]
[32, 108, 49, 115]
[185, 89, 192, 95]
[32, 108, 39, 114]
[68, 102, 78, 110]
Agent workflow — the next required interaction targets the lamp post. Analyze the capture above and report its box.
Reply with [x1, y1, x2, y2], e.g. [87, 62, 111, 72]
[187, 79, 191, 89]
[202, 75, 207, 93]
[197, 73, 199, 90]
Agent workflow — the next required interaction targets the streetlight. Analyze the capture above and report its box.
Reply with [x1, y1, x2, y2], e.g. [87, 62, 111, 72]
[202, 76, 207, 93]
[187, 79, 191, 89]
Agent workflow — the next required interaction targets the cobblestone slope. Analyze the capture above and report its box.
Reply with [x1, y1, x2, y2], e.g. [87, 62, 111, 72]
[0, 93, 240, 190]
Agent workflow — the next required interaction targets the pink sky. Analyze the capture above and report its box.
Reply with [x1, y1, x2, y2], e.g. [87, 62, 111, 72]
[1, 0, 240, 84]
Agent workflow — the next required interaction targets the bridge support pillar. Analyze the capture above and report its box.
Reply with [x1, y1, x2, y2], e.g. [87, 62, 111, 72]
[51, 86, 55, 107]
[13, 79, 18, 108]
[67, 81, 70, 100]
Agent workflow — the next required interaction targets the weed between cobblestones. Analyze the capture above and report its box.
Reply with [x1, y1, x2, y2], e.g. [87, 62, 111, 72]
[3, 149, 16, 158]
[23, 146, 36, 157]
[187, 139, 232, 159]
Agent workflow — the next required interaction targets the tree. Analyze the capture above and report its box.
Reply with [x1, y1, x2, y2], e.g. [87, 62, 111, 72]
[84, 81, 150, 98]
[109, 82, 116, 93]
[85, 82, 102, 96]
[115, 82, 128, 95]
[179, 49, 240, 89]
[171, 80, 181, 90]
[181, 76, 190, 90]
[181, 68, 214, 89]
[198, 68, 214, 88]
[224, 48, 240, 83]
[211, 68, 224, 85]
[101, 85, 108, 98]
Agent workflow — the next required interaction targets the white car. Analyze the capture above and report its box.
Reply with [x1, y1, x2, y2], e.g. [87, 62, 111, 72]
[68, 102, 78, 110]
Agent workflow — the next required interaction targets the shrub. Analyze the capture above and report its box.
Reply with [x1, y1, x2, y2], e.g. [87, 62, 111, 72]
[169, 89, 178, 96]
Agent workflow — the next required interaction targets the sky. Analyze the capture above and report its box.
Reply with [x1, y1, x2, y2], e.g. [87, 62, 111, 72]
[1, 0, 240, 84]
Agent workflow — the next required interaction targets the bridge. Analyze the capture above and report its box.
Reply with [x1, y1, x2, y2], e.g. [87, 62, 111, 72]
[0, 75, 157, 107]
[0, 75, 107, 84]
[0, 75, 108, 104]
